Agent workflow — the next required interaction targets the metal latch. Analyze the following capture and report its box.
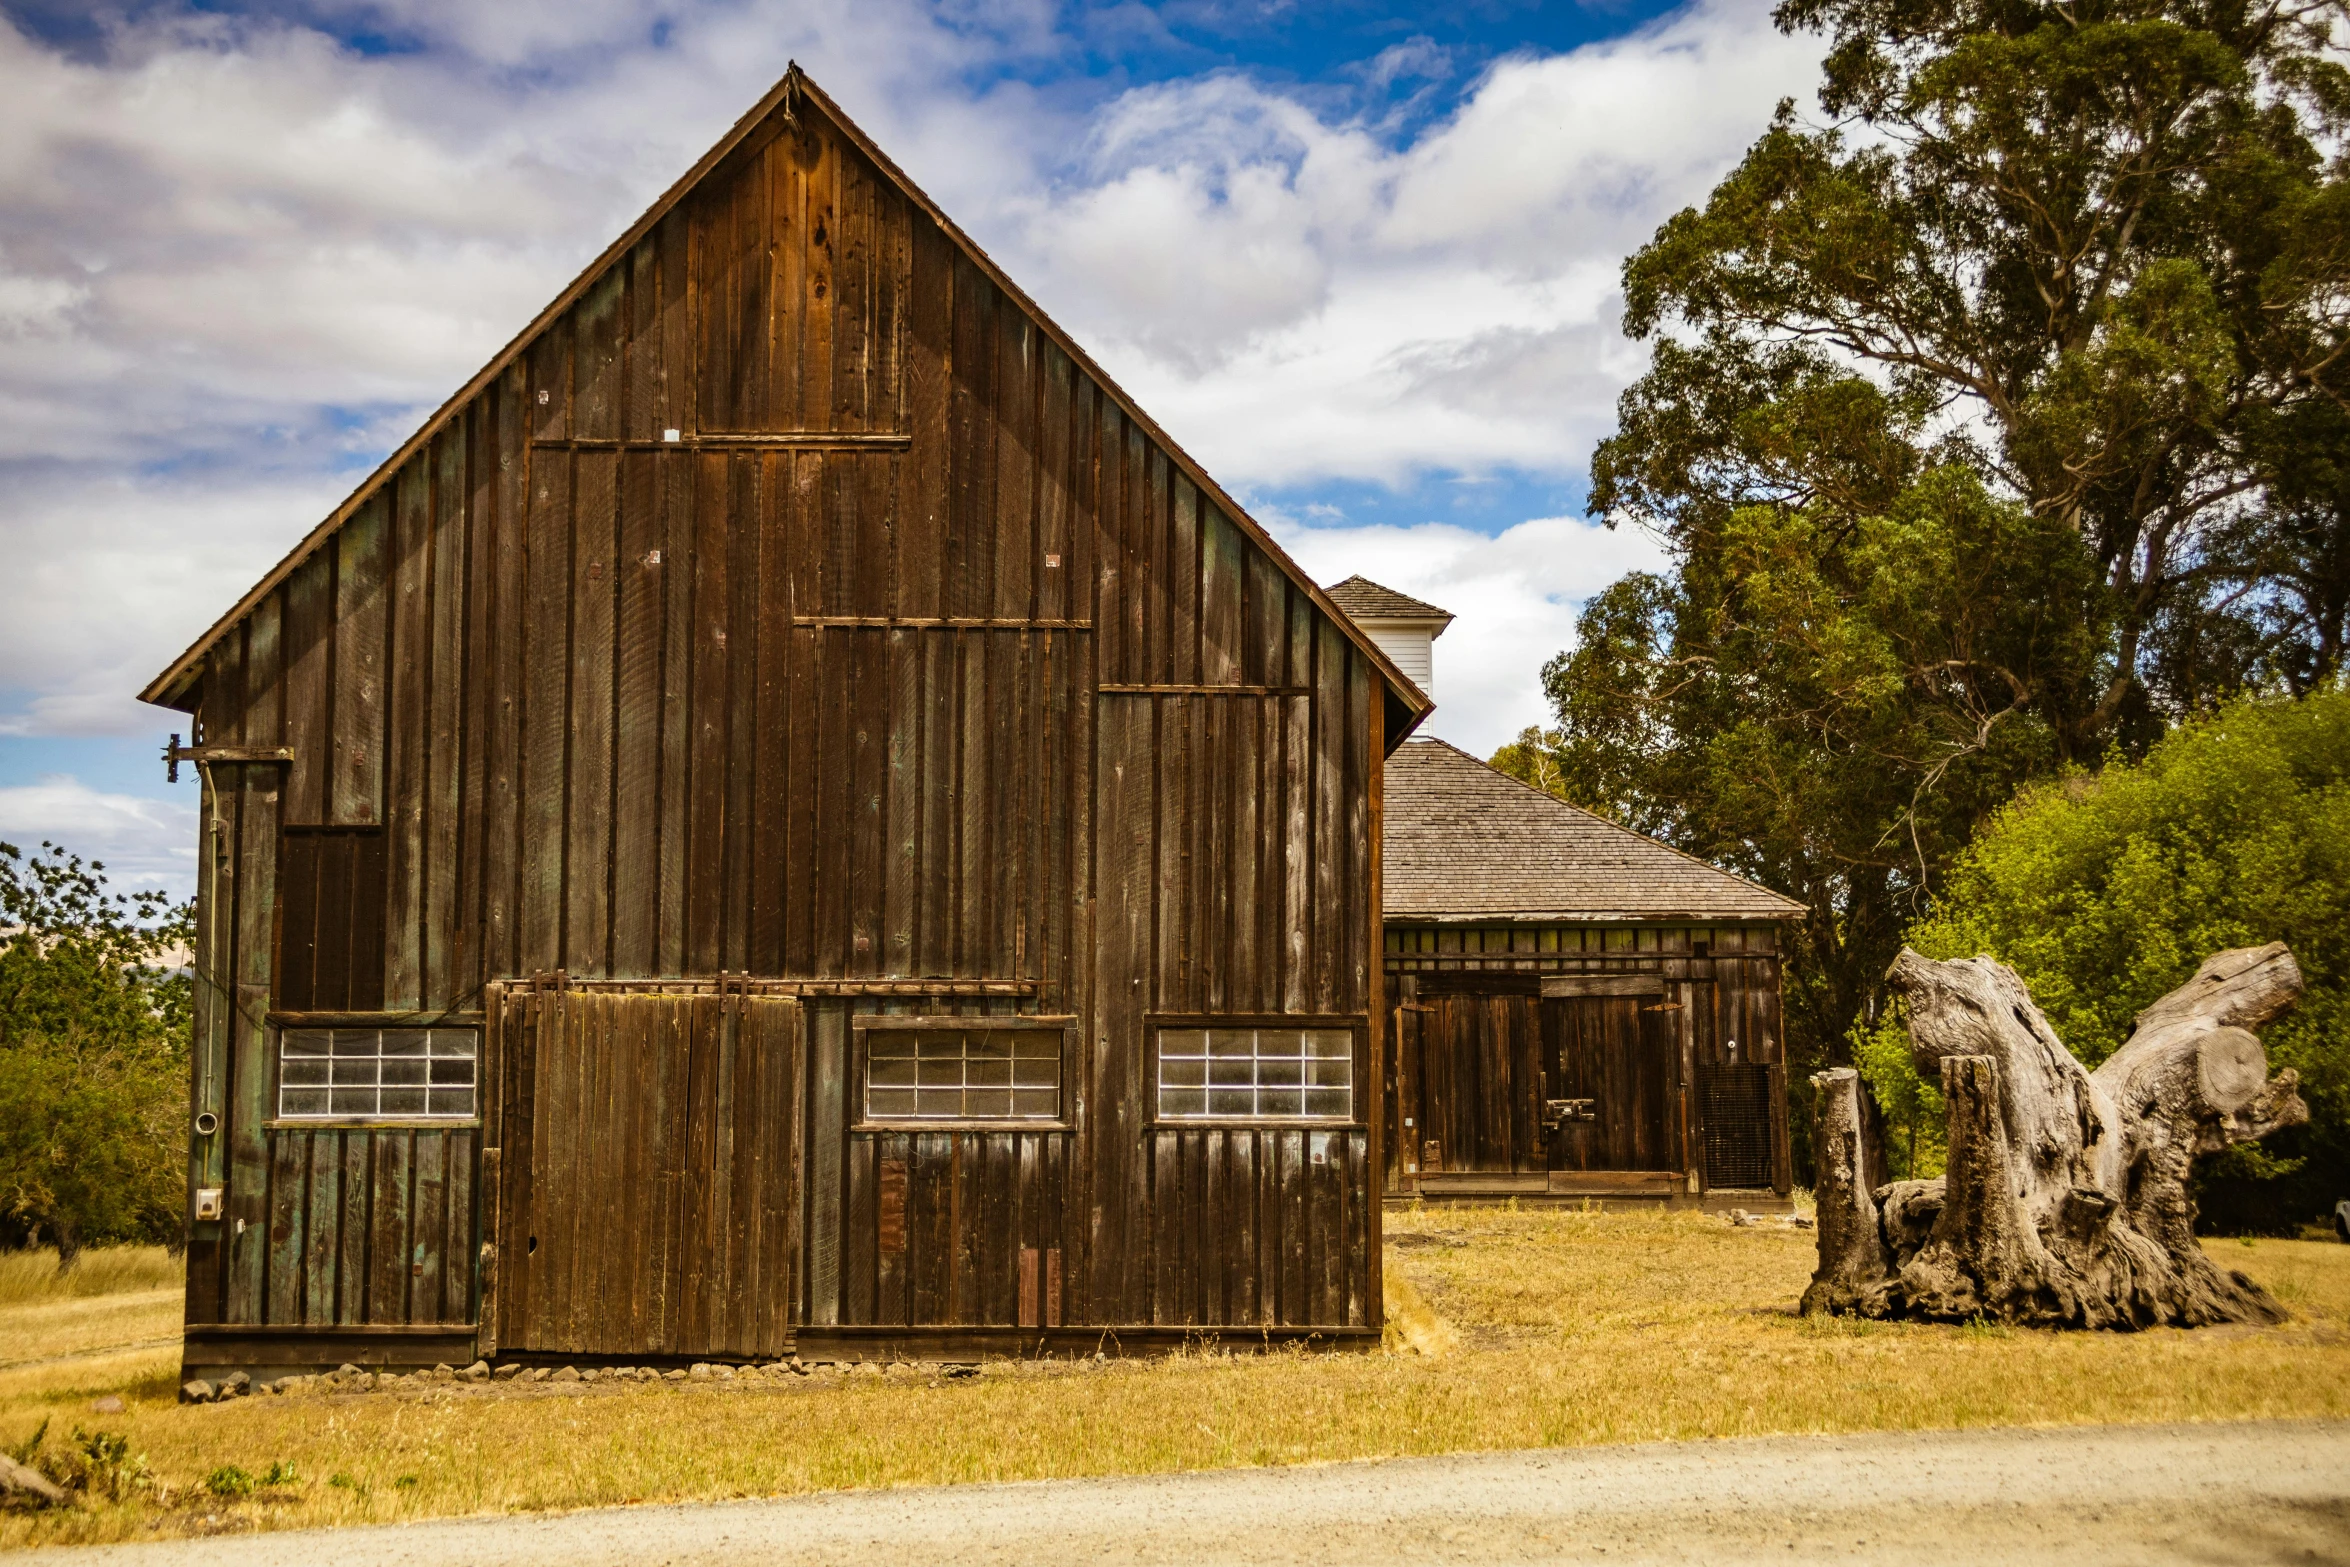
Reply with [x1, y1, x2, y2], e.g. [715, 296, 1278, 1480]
[1543, 1098, 1596, 1128]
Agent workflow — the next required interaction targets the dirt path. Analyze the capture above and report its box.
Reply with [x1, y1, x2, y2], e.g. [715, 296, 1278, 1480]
[46, 1419, 2350, 1565]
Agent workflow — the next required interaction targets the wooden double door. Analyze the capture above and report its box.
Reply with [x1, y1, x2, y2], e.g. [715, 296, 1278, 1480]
[1410, 986, 1679, 1177]
[492, 990, 801, 1359]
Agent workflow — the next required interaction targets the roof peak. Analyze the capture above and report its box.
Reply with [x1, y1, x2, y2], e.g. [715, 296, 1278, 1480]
[1325, 576, 1454, 625]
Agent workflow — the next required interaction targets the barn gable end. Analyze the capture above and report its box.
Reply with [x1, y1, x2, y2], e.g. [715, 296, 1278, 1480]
[156, 68, 1416, 1371]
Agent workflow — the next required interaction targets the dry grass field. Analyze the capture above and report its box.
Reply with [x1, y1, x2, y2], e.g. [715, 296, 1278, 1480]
[3, 1206, 2346, 1549]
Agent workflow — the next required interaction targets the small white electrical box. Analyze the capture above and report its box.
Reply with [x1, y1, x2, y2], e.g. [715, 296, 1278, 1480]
[194, 1187, 225, 1222]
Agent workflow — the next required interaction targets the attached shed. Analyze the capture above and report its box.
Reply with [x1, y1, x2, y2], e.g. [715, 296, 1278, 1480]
[1379, 738, 1801, 1206]
[142, 66, 1429, 1379]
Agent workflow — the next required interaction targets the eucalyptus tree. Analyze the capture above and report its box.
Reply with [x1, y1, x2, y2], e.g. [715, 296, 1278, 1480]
[1512, 0, 2350, 1108]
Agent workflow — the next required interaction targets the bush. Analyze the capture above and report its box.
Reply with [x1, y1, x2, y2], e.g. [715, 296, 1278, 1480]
[1864, 691, 2350, 1229]
[0, 842, 191, 1259]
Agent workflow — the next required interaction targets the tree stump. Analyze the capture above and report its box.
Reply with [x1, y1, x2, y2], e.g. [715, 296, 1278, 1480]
[1803, 944, 2310, 1328]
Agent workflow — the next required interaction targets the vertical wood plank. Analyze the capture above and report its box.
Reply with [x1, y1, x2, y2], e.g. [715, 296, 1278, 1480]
[566, 451, 619, 976]
[331, 496, 389, 825]
[612, 451, 664, 976]
[518, 451, 571, 974]
[384, 463, 431, 1010]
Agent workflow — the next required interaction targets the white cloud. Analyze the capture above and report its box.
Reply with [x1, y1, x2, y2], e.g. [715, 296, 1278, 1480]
[0, 775, 199, 890]
[1266, 511, 1671, 756]
[999, 0, 1818, 482]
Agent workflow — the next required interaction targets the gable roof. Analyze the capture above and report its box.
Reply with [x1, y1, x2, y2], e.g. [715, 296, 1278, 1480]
[1383, 738, 1802, 923]
[1326, 576, 1453, 626]
[139, 67, 1432, 739]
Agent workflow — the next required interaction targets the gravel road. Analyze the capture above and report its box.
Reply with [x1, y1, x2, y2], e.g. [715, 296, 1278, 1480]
[49, 1419, 2350, 1565]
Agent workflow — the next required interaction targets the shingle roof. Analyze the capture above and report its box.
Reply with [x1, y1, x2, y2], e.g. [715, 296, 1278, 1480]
[1326, 576, 1454, 626]
[1383, 739, 1802, 923]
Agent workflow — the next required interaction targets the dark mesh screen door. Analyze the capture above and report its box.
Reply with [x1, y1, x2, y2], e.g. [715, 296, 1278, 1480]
[497, 991, 800, 1359]
[1697, 1063, 1774, 1189]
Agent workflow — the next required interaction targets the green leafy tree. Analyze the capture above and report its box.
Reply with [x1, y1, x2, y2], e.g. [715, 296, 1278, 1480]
[1879, 690, 2350, 1228]
[0, 842, 192, 1261]
[1506, 0, 2350, 1133]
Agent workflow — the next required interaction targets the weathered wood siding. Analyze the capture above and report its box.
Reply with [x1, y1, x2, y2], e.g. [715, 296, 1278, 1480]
[178, 87, 1387, 1348]
[1383, 922, 1788, 1195]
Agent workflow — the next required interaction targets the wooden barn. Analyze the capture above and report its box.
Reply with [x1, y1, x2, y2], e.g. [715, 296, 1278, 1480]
[1374, 721, 1801, 1207]
[140, 66, 1431, 1380]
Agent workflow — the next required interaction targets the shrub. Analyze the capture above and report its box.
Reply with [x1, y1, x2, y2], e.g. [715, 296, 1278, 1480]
[1866, 691, 2350, 1228]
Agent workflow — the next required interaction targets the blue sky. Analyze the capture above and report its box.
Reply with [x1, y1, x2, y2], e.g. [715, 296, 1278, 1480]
[0, 0, 1818, 894]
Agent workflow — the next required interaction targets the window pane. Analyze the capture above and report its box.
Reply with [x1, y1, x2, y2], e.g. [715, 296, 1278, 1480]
[863, 1024, 1062, 1121]
[1257, 1058, 1303, 1088]
[281, 1026, 480, 1120]
[1154, 1026, 1356, 1121]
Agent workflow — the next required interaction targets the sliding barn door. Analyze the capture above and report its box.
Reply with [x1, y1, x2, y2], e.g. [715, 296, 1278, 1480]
[495, 991, 800, 1359]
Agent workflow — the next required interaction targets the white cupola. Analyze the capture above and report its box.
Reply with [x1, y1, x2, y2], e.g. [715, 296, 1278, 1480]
[1324, 576, 1453, 697]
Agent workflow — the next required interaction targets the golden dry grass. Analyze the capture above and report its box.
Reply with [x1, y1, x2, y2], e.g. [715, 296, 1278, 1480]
[0, 1248, 180, 1307]
[3, 1208, 2345, 1549]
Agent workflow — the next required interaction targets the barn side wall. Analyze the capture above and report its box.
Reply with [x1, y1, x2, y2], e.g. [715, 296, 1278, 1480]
[1381, 921, 1790, 1199]
[179, 98, 1382, 1366]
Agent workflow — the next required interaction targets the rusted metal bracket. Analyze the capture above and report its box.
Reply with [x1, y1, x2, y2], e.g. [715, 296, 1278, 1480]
[163, 734, 293, 783]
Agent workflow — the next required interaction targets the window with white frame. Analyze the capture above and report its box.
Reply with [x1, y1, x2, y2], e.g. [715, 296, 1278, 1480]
[862, 1025, 1063, 1121]
[278, 1027, 478, 1121]
[1156, 1025, 1354, 1121]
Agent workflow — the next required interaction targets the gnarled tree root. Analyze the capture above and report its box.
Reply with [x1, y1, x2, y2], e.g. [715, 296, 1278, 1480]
[1804, 944, 2307, 1329]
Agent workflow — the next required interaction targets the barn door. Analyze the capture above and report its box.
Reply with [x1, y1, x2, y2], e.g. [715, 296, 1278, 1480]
[495, 991, 800, 1360]
[1541, 996, 1677, 1172]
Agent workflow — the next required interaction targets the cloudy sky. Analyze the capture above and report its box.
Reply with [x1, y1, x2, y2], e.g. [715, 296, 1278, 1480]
[0, 0, 1820, 895]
